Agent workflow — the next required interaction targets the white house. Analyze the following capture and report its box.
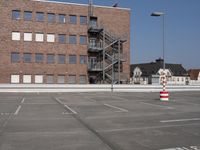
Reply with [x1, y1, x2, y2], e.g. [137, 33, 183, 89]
[131, 59, 188, 85]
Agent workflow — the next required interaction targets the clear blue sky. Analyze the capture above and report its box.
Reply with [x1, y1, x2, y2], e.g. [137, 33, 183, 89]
[50, 0, 200, 69]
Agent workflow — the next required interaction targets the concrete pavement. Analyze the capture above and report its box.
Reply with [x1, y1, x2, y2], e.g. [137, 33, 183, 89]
[0, 92, 200, 150]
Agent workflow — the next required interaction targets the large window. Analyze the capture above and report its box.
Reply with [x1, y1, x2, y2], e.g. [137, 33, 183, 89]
[57, 75, 65, 84]
[35, 75, 43, 83]
[47, 54, 55, 64]
[24, 33, 32, 41]
[47, 34, 55, 42]
[69, 55, 76, 64]
[58, 55, 65, 64]
[69, 35, 77, 44]
[79, 75, 87, 84]
[80, 35, 87, 45]
[35, 53, 43, 63]
[80, 55, 87, 64]
[11, 52, 20, 63]
[58, 14, 66, 23]
[46, 75, 54, 83]
[58, 34, 66, 44]
[36, 12, 44, 22]
[69, 15, 77, 24]
[12, 10, 20, 20]
[11, 75, 20, 83]
[48, 13, 55, 23]
[12, 32, 20, 41]
[68, 75, 76, 84]
[35, 33, 44, 42]
[80, 16, 87, 25]
[23, 53, 31, 63]
[23, 75, 32, 83]
[24, 11, 32, 21]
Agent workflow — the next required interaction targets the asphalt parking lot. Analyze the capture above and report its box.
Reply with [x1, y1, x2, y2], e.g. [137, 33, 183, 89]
[0, 91, 200, 150]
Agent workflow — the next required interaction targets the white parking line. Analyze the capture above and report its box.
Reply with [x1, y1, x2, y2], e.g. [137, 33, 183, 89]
[98, 123, 200, 133]
[140, 102, 174, 109]
[21, 98, 25, 104]
[160, 118, 200, 123]
[14, 105, 21, 115]
[55, 98, 63, 104]
[175, 100, 200, 106]
[104, 103, 128, 112]
[64, 105, 77, 114]
[55, 97, 78, 114]
[160, 146, 200, 150]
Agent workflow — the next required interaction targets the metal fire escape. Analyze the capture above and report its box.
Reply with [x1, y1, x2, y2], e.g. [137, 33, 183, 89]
[87, 0, 127, 84]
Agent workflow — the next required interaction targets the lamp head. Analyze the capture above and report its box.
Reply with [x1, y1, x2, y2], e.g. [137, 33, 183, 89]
[151, 12, 165, 17]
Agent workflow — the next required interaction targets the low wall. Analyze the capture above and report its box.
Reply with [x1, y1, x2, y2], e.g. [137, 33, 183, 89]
[0, 84, 200, 92]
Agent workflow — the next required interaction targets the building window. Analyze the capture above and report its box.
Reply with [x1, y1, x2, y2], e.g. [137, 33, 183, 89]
[69, 55, 76, 64]
[89, 17, 97, 28]
[24, 32, 32, 41]
[80, 16, 87, 25]
[48, 13, 55, 23]
[23, 75, 32, 83]
[47, 54, 55, 64]
[79, 75, 87, 84]
[23, 53, 31, 63]
[11, 75, 20, 83]
[80, 35, 87, 45]
[12, 32, 20, 41]
[47, 34, 55, 42]
[68, 75, 76, 84]
[57, 75, 65, 84]
[35, 53, 43, 63]
[12, 10, 20, 20]
[58, 54, 65, 64]
[35, 33, 44, 42]
[36, 12, 44, 22]
[46, 75, 54, 84]
[69, 35, 77, 44]
[35, 75, 43, 83]
[69, 15, 77, 24]
[11, 52, 20, 63]
[58, 14, 66, 23]
[80, 55, 87, 64]
[24, 11, 32, 21]
[58, 34, 66, 44]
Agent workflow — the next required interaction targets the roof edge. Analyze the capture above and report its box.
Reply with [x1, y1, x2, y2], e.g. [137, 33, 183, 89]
[32, 0, 131, 11]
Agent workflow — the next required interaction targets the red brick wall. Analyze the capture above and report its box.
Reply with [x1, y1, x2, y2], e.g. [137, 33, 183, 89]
[0, 0, 130, 83]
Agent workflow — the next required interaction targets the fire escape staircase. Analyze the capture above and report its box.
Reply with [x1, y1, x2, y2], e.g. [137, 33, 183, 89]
[88, 24, 127, 84]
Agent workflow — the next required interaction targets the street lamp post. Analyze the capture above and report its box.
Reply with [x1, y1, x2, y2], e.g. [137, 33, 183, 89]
[151, 12, 169, 101]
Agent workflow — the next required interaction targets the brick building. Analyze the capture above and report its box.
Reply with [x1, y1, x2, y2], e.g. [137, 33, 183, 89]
[0, 0, 130, 84]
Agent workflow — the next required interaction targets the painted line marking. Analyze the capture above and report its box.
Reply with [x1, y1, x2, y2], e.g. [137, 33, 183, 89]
[64, 105, 77, 114]
[98, 123, 200, 133]
[2, 115, 12, 127]
[1, 113, 12, 115]
[55, 98, 78, 114]
[55, 98, 63, 104]
[62, 111, 73, 115]
[140, 102, 174, 109]
[14, 105, 21, 115]
[23, 103, 56, 105]
[175, 100, 200, 106]
[160, 146, 200, 150]
[160, 118, 200, 123]
[104, 103, 128, 112]
[21, 98, 25, 104]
